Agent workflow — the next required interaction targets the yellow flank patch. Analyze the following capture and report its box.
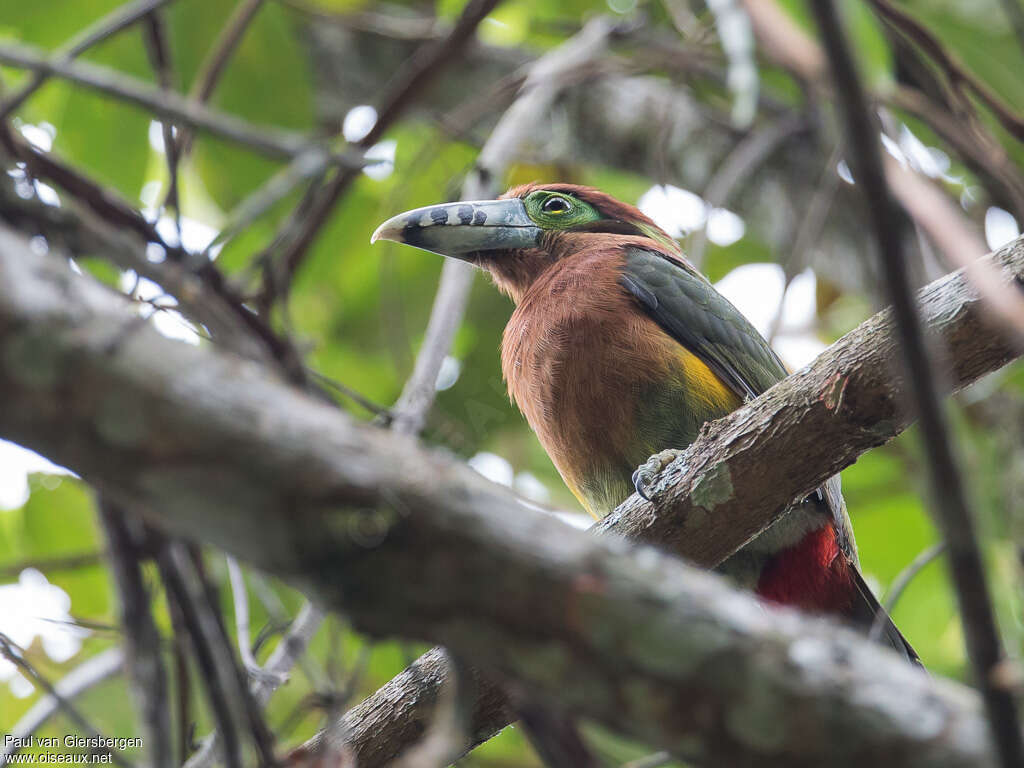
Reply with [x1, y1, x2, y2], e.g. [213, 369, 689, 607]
[566, 480, 601, 520]
[677, 346, 742, 412]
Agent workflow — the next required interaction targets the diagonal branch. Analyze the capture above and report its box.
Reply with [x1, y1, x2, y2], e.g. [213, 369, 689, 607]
[390, 16, 619, 434]
[304, 235, 1024, 766]
[1, 648, 124, 762]
[809, 3, 1023, 766]
[174, 0, 267, 160]
[99, 502, 172, 768]
[255, 0, 502, 310]
[0, 224, 1021, 766]
[0, 0, 181, 121]
[0, 40, 366, 166]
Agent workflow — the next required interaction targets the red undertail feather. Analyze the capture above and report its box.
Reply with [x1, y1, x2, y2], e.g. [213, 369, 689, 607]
[756, 523, 856, 614]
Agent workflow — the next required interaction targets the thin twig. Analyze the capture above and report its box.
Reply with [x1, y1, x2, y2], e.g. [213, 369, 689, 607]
[157, 544, 248, 768]
[175, 0, 267, 160]
[186, 599, 326, 768]
[884, 154, 1024, 346]
[0, 550, 104, 579]
[689, 111, 807, 265]
[141, 10, 182, 242]
[205, 148, 332, 259]
[226, 556, 261, 676]
[390, 16, 619, 435]
[309, 370, 391, 417]
[0, 123, 178, 252]
[252, 600, 325, 705]
[886, 84, 1024, 220]
[809, 4, 1024, 768]
[164, 569, 194, 765]
[100, 502, 172, 768]
[869, 542, 947, 643]
[1, 134, 321, 381]
[866, 0, 1024, 143]
[0, 636, 132, 766]
[1, 648, 124, 758]
[0, 0, 180, 120]
[0, 39, 367, 166]
[255, 0, 503, 310]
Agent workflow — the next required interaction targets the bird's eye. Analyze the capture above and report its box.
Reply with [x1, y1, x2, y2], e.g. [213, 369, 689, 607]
[541, 196, 571, 214]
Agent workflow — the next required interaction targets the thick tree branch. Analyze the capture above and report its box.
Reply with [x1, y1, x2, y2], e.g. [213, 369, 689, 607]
[309, 236, 1024, 766]
[0, 227, 1021, 766]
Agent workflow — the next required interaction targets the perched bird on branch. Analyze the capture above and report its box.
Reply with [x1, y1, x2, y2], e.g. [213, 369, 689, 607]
[373, 183, 920, 665]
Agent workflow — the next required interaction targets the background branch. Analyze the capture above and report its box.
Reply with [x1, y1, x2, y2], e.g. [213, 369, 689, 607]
[0, 40, 366, 165]
[808, 3, 1024, 766]
[390, 16, 618, 435]
[304, 235, 1024, 765]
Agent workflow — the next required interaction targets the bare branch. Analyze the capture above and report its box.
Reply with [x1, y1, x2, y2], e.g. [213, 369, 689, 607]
[865, 0, 1024, 143]
[99, 502, 172, 768]
[738, 0, 1024, 343]
[256, 0, 503, 310]
[252, 600, 325, 705]
[884, 156, 1024, 345]
[622, 752, 672, 768]
[185, 567, 325, 768]
[156, 542, 276, 767]
[226, 556, 266, 678]
[808, 3, 1024, 767]
[175, 0, 267, 159]
[0, 39, 366, 166]
[390, 16, 619, 435]
[1, 647, 124, 761]
[0, 636, 132, 766]
[309, 236, 1024, 766]
[0, 0, 181, 121]
[390, 652, 468, 768]
[870, 542, 946, 644]
[1, 224, 1021, 767]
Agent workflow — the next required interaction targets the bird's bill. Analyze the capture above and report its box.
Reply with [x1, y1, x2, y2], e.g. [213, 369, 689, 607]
[370, 198, 541, 258]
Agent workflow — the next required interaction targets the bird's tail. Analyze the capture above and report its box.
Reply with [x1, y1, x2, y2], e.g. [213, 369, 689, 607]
[846, 566, 923, 668]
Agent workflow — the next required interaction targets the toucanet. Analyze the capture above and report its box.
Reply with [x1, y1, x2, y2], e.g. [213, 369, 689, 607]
[373, 183, 920, 665]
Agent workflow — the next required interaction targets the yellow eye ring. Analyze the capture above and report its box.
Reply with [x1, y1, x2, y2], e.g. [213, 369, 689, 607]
[541, 196, 571, 214]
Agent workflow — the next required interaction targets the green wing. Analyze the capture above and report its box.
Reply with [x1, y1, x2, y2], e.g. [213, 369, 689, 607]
[620, 247, 920, 664]
[620, 247, 787, 400]
[621, 247, 855, 556]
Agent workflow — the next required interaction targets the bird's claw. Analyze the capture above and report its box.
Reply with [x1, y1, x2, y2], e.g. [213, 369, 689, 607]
[632, 449, 684, 501]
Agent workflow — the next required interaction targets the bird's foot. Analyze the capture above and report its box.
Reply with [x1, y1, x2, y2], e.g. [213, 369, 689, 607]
[632, 449, 684, 501]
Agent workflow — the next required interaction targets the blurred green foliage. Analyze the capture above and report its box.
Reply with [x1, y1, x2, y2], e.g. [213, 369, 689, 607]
[1, 0, 1022, 763]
